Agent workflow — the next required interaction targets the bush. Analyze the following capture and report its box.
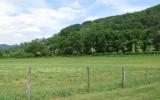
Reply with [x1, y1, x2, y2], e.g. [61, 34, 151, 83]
[10, 49, 27, 58]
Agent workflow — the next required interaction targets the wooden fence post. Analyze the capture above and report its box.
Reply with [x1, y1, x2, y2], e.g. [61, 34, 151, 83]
[27, 67, 32, 100]
[87, 66, 90, 93]
[121, 67, 125, 88]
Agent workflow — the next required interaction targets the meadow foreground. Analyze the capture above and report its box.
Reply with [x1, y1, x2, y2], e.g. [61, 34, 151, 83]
[0, 55, 160, 100]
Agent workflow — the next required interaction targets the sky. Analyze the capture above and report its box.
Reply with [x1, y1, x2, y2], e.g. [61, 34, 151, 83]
[0, 0, 160, 45]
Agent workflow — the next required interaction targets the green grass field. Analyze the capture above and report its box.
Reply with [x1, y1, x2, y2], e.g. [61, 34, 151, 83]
[0, 55, 160, 100]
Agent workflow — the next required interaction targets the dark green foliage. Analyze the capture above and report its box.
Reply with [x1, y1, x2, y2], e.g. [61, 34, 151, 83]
[60, 24, 81, 36]
[154, 31, 160, 51]
[0, 50, 4, 58]
[24, 39, 48, 57]
[10, 49, 28, 58]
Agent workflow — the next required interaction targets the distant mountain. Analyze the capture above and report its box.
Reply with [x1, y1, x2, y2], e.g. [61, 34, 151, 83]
[0, 44, 17, 49]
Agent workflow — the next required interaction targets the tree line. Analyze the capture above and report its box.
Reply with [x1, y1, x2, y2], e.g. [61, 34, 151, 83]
[0, 4, 160, 58]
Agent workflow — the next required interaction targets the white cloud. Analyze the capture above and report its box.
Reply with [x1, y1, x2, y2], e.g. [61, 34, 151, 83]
[0, 0, 84, 45]
[20, 26, 40, 32]
[97, 0, 146, 13]
[14, 33, 24, 37]
[85, 16, 100, 21]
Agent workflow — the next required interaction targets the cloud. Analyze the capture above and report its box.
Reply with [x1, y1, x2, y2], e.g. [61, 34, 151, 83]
[14, 33, 24, 38]
[0, 0, 84, 44]
[20, 26, 40, 32]
[85, 16, 100, 21]
[96, 0, 146, 13]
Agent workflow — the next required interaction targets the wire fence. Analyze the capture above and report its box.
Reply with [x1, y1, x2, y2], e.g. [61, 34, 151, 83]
[0, 66, 160, 100]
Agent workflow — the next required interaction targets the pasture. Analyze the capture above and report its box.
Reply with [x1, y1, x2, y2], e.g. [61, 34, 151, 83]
[0, 55, 160, 100]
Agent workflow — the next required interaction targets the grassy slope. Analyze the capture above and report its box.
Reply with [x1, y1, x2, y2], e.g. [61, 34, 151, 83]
[0, 55, 160, 100]
[61, 83, 160, 100]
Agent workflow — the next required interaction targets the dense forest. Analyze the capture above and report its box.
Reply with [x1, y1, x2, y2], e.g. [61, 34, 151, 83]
[0, 4, 160, 58]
